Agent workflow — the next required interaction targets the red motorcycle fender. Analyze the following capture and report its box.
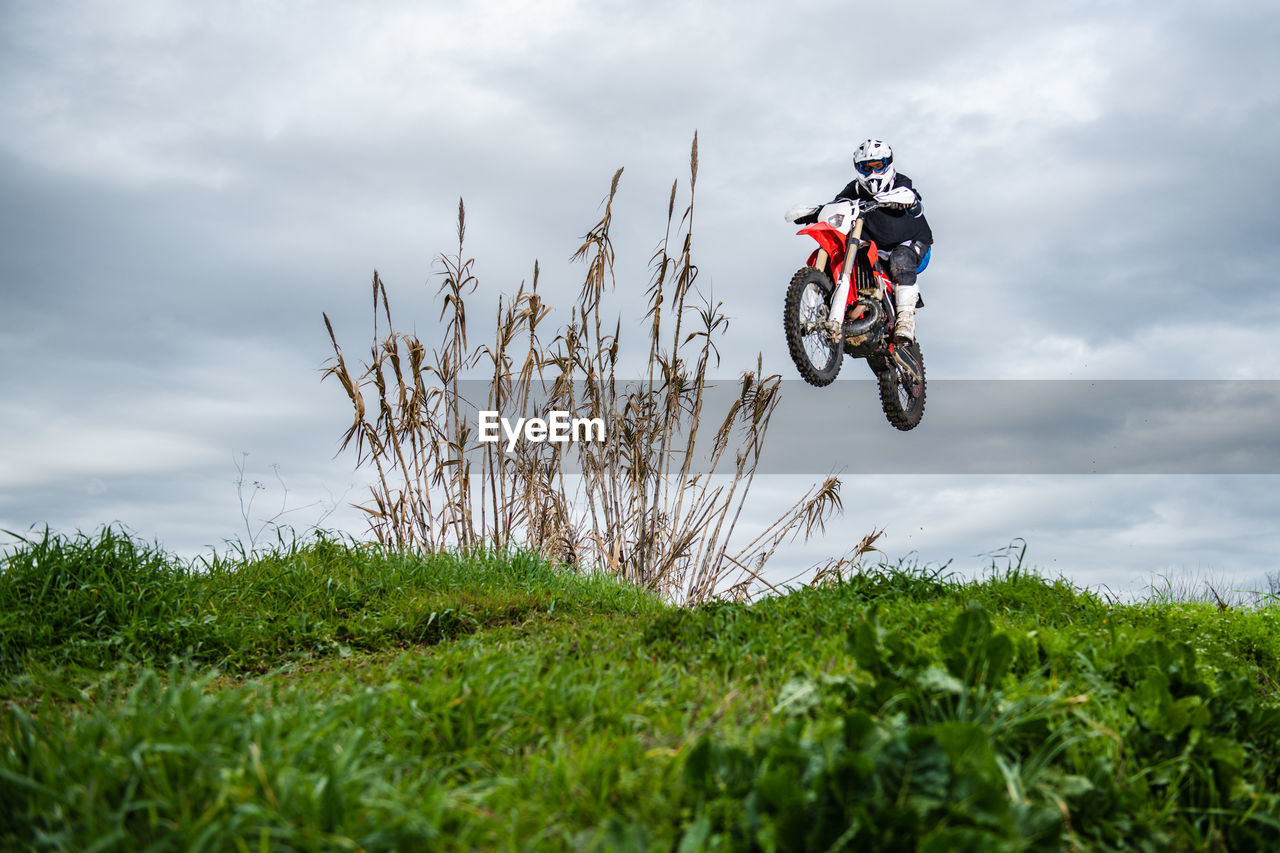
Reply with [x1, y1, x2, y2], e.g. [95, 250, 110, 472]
[797, 223, 847, 271]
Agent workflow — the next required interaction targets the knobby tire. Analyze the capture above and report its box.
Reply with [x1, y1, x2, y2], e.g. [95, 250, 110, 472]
[783, 267, 842, 386]
[877, 340, 926, 431]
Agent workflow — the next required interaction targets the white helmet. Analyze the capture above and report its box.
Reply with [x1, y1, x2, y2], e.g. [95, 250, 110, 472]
[853, 139, 896, 194]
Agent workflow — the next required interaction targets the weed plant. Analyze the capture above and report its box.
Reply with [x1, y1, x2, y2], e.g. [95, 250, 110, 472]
[322, 136, 869, 604]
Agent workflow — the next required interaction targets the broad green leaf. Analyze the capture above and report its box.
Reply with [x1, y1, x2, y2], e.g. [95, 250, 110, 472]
[773, 677, 819, 717]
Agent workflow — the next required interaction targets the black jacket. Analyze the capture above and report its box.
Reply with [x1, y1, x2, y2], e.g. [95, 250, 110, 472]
[833, 173, 934, 248]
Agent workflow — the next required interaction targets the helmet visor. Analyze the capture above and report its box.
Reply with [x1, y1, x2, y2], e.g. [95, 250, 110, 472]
[855, 158, 890, 176]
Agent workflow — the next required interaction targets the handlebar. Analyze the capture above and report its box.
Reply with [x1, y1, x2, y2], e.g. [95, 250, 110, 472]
[834, 197, 906, 213]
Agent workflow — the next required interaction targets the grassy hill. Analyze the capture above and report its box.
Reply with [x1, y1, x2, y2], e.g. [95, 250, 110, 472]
[2, 528, 1279, 851]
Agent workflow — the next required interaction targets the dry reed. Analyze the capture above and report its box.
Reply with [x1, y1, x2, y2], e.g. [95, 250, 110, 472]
[323, 135, 879, 603]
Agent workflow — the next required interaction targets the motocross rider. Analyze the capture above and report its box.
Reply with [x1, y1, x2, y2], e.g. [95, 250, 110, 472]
[796, 139, 934, 345]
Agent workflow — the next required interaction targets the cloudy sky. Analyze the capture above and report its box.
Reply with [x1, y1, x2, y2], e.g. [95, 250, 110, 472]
[2, 1, 1277, 598]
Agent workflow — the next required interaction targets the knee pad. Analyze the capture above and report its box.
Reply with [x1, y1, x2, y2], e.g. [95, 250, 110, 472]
[889, 246, 918, 287]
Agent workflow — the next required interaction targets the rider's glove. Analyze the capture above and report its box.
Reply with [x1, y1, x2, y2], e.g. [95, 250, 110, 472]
[874, 186, 920, 211]
[904, 188, 923, 216]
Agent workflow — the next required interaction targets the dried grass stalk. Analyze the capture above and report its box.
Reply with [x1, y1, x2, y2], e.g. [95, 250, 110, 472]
[323, 135, 878, 603]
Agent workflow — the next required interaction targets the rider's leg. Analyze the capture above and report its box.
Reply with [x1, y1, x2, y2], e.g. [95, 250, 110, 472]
[889, 242, 928, 342]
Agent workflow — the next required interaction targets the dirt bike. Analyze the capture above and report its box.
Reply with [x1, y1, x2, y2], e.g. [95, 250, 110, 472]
[782, 191, 928, 431]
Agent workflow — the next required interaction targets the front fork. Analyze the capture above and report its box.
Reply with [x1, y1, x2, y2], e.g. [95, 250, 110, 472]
[826, 219, 866, 336]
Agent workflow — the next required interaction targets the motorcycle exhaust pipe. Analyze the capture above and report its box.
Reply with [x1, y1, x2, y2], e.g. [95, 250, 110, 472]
[842, 297, 882, 340]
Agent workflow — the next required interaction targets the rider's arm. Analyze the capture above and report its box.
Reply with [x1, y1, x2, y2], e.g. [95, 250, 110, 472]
[893, 176, 924, 216]
[904, 187, 923, 217]
[875, 184, 924, 216]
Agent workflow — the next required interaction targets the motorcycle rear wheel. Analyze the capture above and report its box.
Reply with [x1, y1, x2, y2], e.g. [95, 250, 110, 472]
[877, 340, 926, 431]
[783, 267, 842, 386]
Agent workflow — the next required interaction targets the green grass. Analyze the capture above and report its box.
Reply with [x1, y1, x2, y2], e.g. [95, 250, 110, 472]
[0, 526, 657, 689]
[2, 528, 1279, 851]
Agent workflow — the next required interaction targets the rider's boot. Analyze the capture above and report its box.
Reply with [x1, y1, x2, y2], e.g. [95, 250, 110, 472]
[891, 283, 922, 380]
[893, 284, 919, 343]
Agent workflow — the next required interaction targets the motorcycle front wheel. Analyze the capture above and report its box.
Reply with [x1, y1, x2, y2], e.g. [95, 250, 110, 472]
[783, 267, 842, 386]
[876, 340, 926, 431]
